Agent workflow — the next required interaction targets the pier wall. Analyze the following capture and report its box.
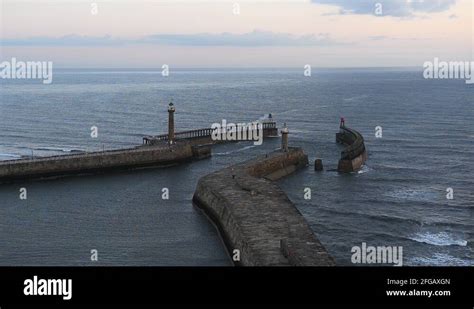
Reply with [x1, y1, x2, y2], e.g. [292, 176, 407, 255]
[336, 126, 367, 173]
[0, 143, 209, 182]
[193, 148, 335, 266]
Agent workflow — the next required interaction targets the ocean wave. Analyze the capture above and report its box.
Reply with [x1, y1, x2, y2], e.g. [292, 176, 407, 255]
[316, 207, 422, 226]
[384, 188, 438, 202]
[374, 163, 429, 171]
[215, 145, 257, 156]
[0, 153, 22, 159]
[343, 95, 367, 102]
[357, 165, 371, 174]
[408, 231, 467, 247]
[278, 109, 299, 115]
[315, 206, 474, 231]
[33, 146, 84, 153]
[0, 153, 21, 157]
[408, 253, 473, 266]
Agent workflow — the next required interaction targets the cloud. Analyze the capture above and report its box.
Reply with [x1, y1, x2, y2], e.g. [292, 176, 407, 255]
[0, 30, 344, 47]
[142, 30, 337, 46]
[368, 35, 431, 41]
[0, 35, 125, 46]
[312, 0, 458, 17]
[368, 35, 389, 41]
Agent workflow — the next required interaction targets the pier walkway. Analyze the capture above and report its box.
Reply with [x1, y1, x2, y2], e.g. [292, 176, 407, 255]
[193, 147, 335, 266]
[142, 121, 277, 145]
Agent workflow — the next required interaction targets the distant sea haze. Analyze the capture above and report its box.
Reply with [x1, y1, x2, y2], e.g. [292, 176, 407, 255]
[0, 68, 472, 266]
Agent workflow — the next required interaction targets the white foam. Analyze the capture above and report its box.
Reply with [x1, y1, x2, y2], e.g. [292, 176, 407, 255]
[215, 145, 257, 156]
[0, 153, 21, 158]
[409, 253, 473, 266]
[385, 188, 437, 202]
[343, 95, 367, 102]
[35, 146, 75, 152]
[357, 165, 371, 174]
[409, 231, 467, 247]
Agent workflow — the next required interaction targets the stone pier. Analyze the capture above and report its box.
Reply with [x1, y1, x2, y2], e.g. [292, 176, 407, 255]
[0, 142, 210, 183]
[336, 124, 368, 173]
[192, 147, 335, 266]
[0, 102, 277, 183]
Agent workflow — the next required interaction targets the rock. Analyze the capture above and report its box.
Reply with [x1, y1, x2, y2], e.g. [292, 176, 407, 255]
[314, 159, 323, 171]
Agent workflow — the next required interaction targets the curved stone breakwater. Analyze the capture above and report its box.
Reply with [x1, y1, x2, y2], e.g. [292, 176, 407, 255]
[336, 126, 368, 173]
[193, 147, 335, 266]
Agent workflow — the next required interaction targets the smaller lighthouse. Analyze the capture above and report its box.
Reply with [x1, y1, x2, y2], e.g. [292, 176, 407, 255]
[168, 101, 175, 145]
[281, 123, 289, 152]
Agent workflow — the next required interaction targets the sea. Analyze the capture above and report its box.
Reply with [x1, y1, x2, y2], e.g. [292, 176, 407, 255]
[0, 68, 472, 266]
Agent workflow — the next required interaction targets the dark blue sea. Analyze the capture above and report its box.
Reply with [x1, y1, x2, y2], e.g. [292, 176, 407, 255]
[0, 68, 472, 266]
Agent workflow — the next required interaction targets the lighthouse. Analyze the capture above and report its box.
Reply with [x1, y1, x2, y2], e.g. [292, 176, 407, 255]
[281, 123, 289, 152]
[168, 101, 175, 145]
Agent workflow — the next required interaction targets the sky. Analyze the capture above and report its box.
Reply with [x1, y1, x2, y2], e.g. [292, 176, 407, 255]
[0, 0, 472, 68]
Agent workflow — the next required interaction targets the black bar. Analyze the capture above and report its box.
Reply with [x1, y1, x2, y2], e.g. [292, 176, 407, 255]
[0, 267, 472, 306]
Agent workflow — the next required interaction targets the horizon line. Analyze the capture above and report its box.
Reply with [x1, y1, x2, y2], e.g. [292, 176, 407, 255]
[50, 66, 422, 70]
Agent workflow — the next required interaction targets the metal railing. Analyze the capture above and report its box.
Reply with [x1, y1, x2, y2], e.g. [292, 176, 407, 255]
[143, 121, 277, 145]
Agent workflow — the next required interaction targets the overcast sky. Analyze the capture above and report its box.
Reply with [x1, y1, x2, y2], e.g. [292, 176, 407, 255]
[0, 0, 472, 68]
